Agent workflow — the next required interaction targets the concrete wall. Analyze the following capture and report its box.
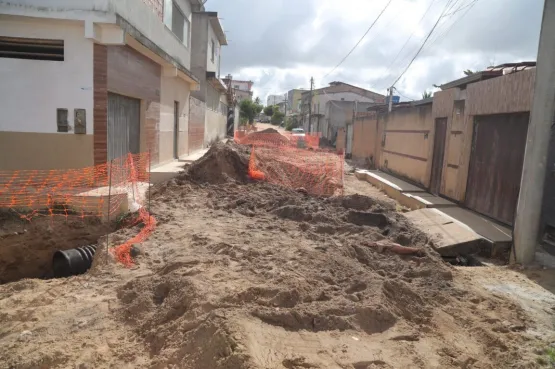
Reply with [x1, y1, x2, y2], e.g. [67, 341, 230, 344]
[204, 108, 226, 144]
[159, 74, 190, 163]
[379, 104, 434, 187]
[0, 17, 95, 170]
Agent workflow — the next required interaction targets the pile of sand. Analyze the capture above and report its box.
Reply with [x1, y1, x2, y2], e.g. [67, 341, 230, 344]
[186, 141, 250, 184]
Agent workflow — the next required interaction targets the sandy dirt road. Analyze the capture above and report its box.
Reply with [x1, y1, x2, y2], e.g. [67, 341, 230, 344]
[0, 142, 554, 369]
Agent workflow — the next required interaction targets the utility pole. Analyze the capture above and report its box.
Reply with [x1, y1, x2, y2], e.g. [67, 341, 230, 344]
[308, 77, 314, 132]
[513, 0, 555, 264]
[388, 86, 394, 112]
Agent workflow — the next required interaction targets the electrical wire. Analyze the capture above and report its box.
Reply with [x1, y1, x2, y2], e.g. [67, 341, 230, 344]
[376, 0, 438, 90]
[424, 0, 479, 51]
[389, 0, 456, 88]
[323, 0, 394, 79]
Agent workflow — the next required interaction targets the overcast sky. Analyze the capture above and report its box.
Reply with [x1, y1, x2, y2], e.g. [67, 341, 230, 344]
[207, 0, 543, 103]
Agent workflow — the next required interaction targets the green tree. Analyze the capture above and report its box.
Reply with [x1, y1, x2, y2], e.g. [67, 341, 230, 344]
[254, 97, 261, 105]
[263, 105, 275, 117]
[463, 69, 474, 76]
[285, 116, 300, 131]
[422, 90, 433, 99]
[240, 99, 263, 124]
[271, 110, 285, 125]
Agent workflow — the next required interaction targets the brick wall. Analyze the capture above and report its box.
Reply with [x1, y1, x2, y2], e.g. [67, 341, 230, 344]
[93, 44, 108, 167]
[141, 0, 164, 21]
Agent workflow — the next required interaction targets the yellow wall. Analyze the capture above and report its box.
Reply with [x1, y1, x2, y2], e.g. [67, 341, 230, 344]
[379, 105, 434, 187]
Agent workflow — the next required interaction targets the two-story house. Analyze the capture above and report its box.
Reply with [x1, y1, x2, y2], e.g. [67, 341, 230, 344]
[190, 10, 228, 146]
[222, 76, 253, 103]
[0, 0, 225, 171]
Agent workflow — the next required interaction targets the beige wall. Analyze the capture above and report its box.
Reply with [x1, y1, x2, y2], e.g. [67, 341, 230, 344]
[352, 112, 379, 167]
[159, 75, 191, 163]
[0, 132, 93, 171]
[204, 109, 226, 144]
[379, 104, 434, 187]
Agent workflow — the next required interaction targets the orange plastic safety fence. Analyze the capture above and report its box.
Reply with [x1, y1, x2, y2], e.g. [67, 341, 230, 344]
[0, 152, 156, 266]
[248, 145, 344, 196]
[235, 131, 321, 149]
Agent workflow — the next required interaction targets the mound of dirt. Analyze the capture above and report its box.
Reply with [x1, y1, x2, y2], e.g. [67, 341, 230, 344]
[0, 175, 548, 369]
[254, 128, 280, 134]
[186, 141, 250, 184]
[241, 128, 291, 145]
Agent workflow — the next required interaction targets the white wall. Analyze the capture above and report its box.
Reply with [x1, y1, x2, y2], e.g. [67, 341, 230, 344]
[232, 81, 251, 91]
[204, 108, 226, 144]
[159, 74, 190, 162]
[0, 0, 192, 69]
[163, 0, 192, 50]
[206, 21, 220, 74]
[0, 17, 94, 134]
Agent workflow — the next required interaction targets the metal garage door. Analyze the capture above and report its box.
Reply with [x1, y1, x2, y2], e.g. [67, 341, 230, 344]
[107, 92, 140, 161]
[465, 112, 529, 225]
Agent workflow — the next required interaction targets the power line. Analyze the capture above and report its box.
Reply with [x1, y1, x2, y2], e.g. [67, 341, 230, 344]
[389, 0, 456, 87]
[323, 0, 394, 79]
[424, 0, 479, 51]
[376, 0, 438, 89]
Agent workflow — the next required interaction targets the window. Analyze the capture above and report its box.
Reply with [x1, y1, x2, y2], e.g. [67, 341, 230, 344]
[211, 39, 215, 62]
[0, 36, 63, 61]
[171, 1, 189, 47]
[234, 84, 240, 89]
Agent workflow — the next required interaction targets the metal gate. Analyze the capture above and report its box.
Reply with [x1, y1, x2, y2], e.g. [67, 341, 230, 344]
[107, 92, 140, 161]
[430, 118, 447, 195]
[465, 113, 529, 225]
[346, 124, 353, 157]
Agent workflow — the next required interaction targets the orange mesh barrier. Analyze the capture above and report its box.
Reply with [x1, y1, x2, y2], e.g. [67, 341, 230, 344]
[248, 144, 344, 196]
[0, 152, 156, 266]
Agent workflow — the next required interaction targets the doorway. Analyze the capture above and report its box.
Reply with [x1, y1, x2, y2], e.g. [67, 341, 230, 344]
[430, 118, 447, 195]
[173, 101, 179, 159]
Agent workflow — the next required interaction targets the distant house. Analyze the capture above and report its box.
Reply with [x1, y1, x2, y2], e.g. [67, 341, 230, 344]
[267, 94, 286, 106]
[301, 81, 385, 139]
[286, 89, 306, 116]
[222, 76, 254, 102]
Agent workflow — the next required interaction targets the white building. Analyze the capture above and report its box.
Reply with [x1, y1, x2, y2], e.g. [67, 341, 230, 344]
[267, 94, 286, 106]
[0, 0, 226, 171]
[222, 76, 253, 103]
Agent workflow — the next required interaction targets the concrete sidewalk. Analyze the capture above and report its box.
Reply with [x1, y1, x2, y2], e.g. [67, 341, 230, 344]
[355, 169, 512, 256]
[149, 147, 209, 184]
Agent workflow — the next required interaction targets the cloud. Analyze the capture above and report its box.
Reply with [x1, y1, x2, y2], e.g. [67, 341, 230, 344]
[208, 0, 543, 102]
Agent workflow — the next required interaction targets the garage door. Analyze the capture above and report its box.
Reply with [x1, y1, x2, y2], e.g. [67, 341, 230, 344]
[107, 92, 140, 161]
[465, 113, 529, 225]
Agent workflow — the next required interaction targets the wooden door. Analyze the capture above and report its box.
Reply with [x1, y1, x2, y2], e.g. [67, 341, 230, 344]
[430, 118, 447, 195]
[465, 113, 529, 225]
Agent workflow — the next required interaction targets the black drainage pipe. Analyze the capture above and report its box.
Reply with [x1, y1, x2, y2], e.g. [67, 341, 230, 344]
[52, 245, 97, 278]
